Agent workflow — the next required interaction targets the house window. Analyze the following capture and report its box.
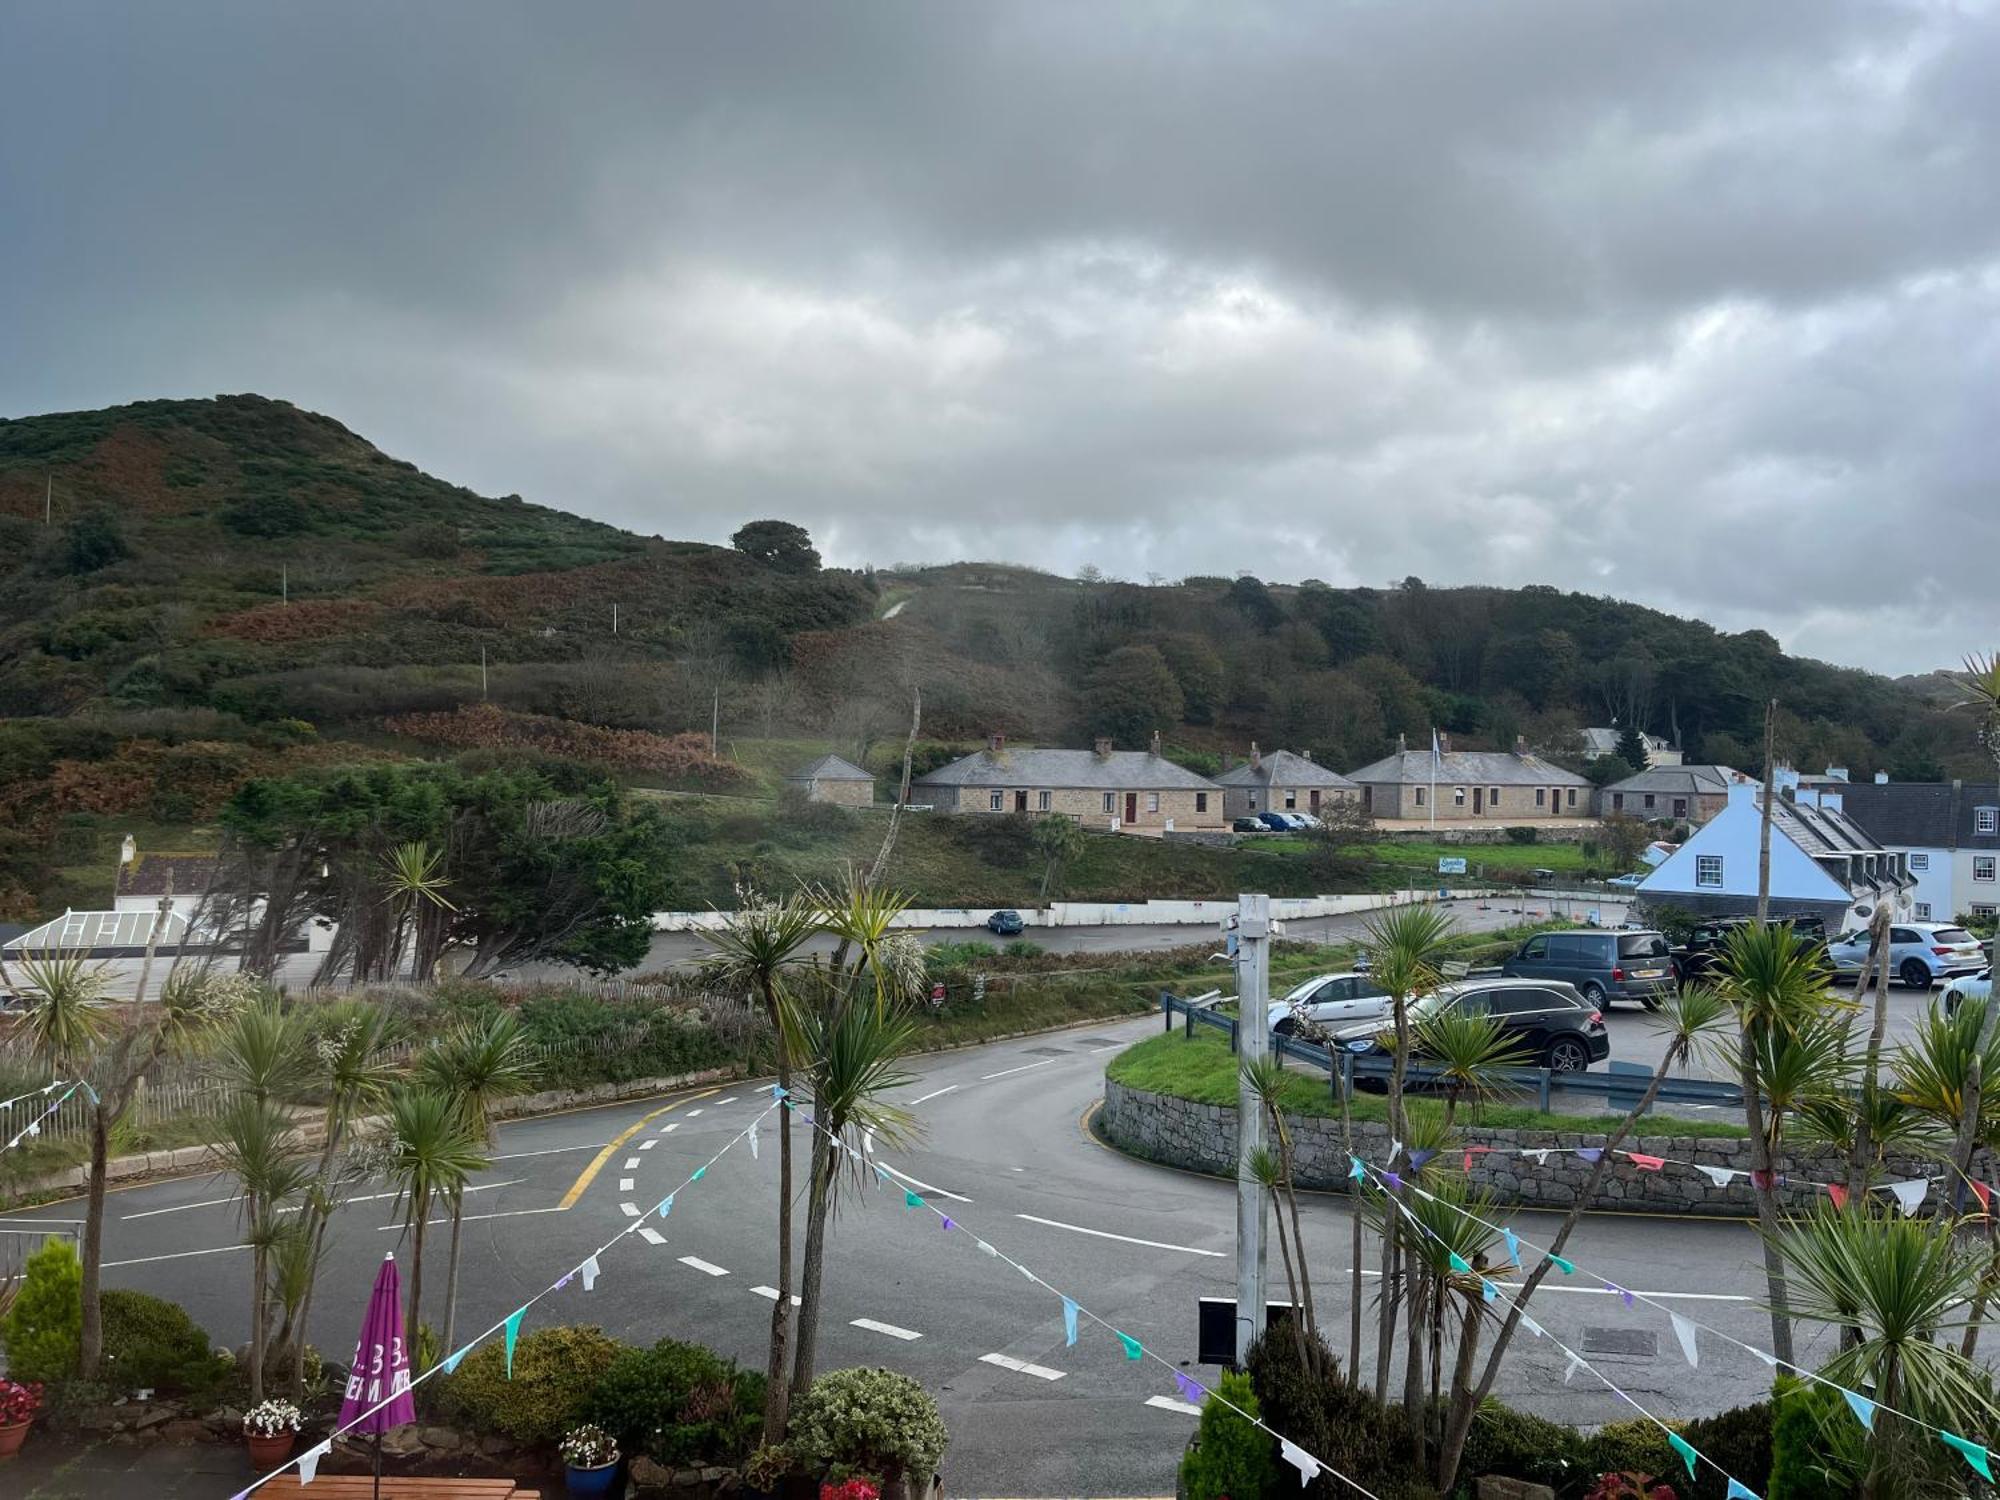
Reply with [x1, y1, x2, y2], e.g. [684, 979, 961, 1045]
[1284, 790, 1297, 809]
[1673, 798, 1687, 819]
[1102, 792, 1115, 814]
[1979, 807, 1999, 835]
[1696, 855, 1725, 889]
[1566, 788, 1577, 807]
[1915, 902, 1932, 920]
[1414, 786, 1425, 807]
[1037, 790, 1051, 812]
[1147, 792, 1160, 815]
[1643, 793, 1656, 811]
[1535, 788, 1546, 808]
[1453, 787, 1467, 807]
[1976, 856, 1997, 883]
[1910, 852, 1930, 871]
[989, 791, 1005, 812]
[1489, 787, 1501, 807]
[1612, 793, 1624, 811]
[1249, 792, 1259, 810]
[1195, 792, 1208, 813]
[1976, 904, 1998, 919]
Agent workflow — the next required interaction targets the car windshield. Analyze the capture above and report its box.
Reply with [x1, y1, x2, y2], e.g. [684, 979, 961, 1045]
[1936, 928, 1977, 946]
[1617, 932, 1670, 959]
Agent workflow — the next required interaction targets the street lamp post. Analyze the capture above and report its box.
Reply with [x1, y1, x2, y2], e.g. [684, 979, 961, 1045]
[1234, 892, 1271, 1365]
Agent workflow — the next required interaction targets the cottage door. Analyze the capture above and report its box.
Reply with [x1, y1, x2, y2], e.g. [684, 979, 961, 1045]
[1310, 790, 1321, 813]
[1015, 790, 1028, 813]
[1473, 786, 1484, 815]
[1125, 793, 1138, 824]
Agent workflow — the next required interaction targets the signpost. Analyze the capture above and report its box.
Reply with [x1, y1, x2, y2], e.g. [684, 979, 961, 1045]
[1437, 856, 1467, 876]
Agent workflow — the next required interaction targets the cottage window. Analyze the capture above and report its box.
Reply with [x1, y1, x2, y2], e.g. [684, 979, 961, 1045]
[1195, 792, 1208, 813]
[1413, 787, 1425, 807]
[1284, 790, 1297, 809]
[1909, 852, 1929, 871]
[989, 791, 1005, 812]
[1696, 854, 1725, 889]
[1673, 798, 1687, 819]
[1147, 792, 1160, 815]
[1612, 793, 1624, 811]
[1979, 808, 1999, 835]
[1535, 788, 1546, 808]
[1453, 786, 1467, 807]
[1643, 793, 1656, 811]
[1566, 788, 1577, 807]
[1915, 902, 1932, 920]
[1249, 792, 1259, 810]
[1976, 904, 1998, 919]
[1102, 792, 1115, 814]
[1038, 790, 1051, 813]
[1976, 856, 1997, 883]
[1489, 786, 1501, 807]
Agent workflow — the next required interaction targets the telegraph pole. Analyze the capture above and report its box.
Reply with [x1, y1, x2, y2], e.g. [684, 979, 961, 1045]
[1234, 891, 1272, 1364]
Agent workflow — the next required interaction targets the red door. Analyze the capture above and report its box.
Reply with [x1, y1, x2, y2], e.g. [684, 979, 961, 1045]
[1310, 789, 1321, 813]
[1473, 787, 1484, 815]
[1125, 793, 1138, 824]
[1015, 790, 1028, 813]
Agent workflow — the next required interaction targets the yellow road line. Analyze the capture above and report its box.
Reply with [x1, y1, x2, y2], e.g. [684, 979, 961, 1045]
[558, 1088, 720, 1210]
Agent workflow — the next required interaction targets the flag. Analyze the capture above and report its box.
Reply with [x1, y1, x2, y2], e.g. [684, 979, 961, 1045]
[905, 1189, 924, 1209]
[1843, 1390, 1875, 1431]
[1481, 1279, 1498, 1303]
[1117, 1331, 1142, 1360]
[657, 1193, 674, 1219]
[1174, 1371, 1206, 1406]
[1448, 1251, 1472, 1275]
[769, 1084, 787, 1100]
[941, 1216, 955, 1231]
[1698, 1164, 1740, 1188]
[691, 1165, 707, 1182]
[1725, 1481, 1759, 1500]
[442, 1345, 470, 1374]
[503, 1308, 525, 1378]
[1670, 1312, 1700, 1367]
[748, 1120, 759, 1159]
[1563, 1352, 1584, 1384]
[1408, 1147, 1435, 1170]
[1575, 1147, 1602, 1164]
[1281, 1438, 1322, 1486]
[1384, 1171, 1403, 1192]
[1827, 1183, 1849, 1211]
[1609, 1283, 1634, 1309]
[580, 1254, 601, 1292]
[1520, 1313, 1544, 1338]
[1503, 1228, 1521, 1267]
[338, 1254, 416, 1432]
[298, 1441, 330, 1485]
[1348, 1156, 1366, 1182]
[1888, 1179, 1929, 1217]
[1668, 1433, 1698, 1481]
[1626, 1153, 1665, 1171]
[1550, 1254, 1575, 1274]
[1972, 1180, 1992, 1214]
[1941, 1431, 1994, 1481]
[1750, 1168, 1776, 1191]
[1063, 1298, 1079, 1346]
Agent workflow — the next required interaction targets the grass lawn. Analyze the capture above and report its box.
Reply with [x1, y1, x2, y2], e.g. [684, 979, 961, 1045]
[1106, 1028, 1750, 1139]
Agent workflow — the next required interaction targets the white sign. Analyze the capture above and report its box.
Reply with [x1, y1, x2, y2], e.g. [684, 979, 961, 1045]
[1437, 856, 1468, 875]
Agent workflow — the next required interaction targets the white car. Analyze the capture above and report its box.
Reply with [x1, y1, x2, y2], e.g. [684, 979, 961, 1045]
[1827, 922, 1987, 989]
[1267, 971, 1393, 1037]
[1945, 968, 1993, 1018]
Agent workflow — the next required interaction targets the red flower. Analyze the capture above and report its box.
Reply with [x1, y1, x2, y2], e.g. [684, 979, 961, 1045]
[0, 1379, 45, 1426]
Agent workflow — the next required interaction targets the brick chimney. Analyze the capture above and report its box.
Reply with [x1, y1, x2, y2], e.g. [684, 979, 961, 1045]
[1149, 730, 1163, 758]
[1094, 737, 1113, 759]
[1515, 734, 1528, 756]
[987, 732, 1006, 754]
[1250, 741, 1262, 770]
[1398, 732, 1407, 753]
[1437, 731, 1451, 754]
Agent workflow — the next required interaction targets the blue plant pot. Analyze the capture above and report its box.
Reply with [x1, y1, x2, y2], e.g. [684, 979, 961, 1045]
[565, 1460, 619, 1497]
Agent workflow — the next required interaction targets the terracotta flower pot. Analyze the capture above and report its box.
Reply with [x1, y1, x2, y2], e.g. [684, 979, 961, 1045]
[0, 1419, 33, 1460]
[246, 1430, 297, 1469]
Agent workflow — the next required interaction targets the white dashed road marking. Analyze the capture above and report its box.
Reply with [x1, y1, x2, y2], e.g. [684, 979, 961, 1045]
[851, 1318, 921, 1341]
[909, 1085, 958, 1105]
[1146, 1395, 1203, 1417]
[686, 1108, 704, 1117]
[660, 1122, 680, 1134]
[980, 1353, 1064, 1381]
[680, 1256, 729, 1277]
[638, 1228, 666, 1246]
[1014, 1213, 1225, 1257]
[620, 1203, 640, 1218]
[623, 1158, 641, 1170]
[979, 1059, 1057, 1082]
[751, 1285, 802, 1305]
[618, 1178, 635, 1192]
[639, 1140, 657, 1151]
[716, 1096, 739, 1105]
[875, 1161, 971, 1204]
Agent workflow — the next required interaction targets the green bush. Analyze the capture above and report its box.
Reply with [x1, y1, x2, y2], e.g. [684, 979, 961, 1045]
[1681, 1399, 1773, 1499]
[436, 1325, 622, 1445]
[1582, 1418, 1676, 1484]
[2, 1238, 82, 1382]
[1458, 1398, 1588, 1490]
[99, 1289, 230, 1398]
[1246, 1326, 1415, 1493]
[1180, 1369, 1276, 1500]
[1767, 1376, 1862, 1499]
[586, 1337, 761, 1465]
[788, 1367, 949, 1482]
[1504, 826, 1539, 844]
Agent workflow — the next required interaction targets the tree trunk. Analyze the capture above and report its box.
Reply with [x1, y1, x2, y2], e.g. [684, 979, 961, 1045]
[789, 1131, 837, 1401]
[1373, 1224, 1398, 1402]
[1402, 1264, 1427, 1472]
[79, 1105, 110, 1377]
[1744, 699, 1796, 1367]
[250, 1232, 267, 1406]
[406, 1199, 427, 1357]
[442, 1195, 465, 1354]
[762, 986, 796, 1444]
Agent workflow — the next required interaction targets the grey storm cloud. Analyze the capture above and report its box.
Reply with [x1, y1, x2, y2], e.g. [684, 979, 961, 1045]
[3, 1, 1997, 673]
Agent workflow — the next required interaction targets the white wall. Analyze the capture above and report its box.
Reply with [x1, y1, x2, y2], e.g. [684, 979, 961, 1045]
[1639, 787, 1848, 905]
[1890, 846, 1955, 923]
[1955, 848, 2000, 919]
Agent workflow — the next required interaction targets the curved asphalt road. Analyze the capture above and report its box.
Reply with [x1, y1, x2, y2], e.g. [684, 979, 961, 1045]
[3, 999, 1828, 1498]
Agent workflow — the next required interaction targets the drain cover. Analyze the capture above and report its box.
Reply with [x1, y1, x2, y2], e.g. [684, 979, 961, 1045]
[1583, 1327, 1656, 1358]
[1080, 1037, 1125, 1047]
[1023, 1046, 1071, 1057]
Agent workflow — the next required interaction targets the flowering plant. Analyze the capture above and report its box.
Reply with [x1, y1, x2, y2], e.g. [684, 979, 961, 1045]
[0, 1379, 44, 1425]
[822, 1480, 881, 1500]
[243, 1399, 303, 1438]
[559, 1424, 619, 1469]
[1584, 1474, 1675, 1500]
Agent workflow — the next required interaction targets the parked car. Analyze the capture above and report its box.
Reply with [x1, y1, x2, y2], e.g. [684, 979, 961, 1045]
[986, 909, 1025, 936]
[1671, 914, 1828, 984]
[1502, 928, 1676, 1010]
[1267, 971, 1392, 1037]
[1287, 811, 1322, 830]
[1255, 812, 1293, 832]
[1826, 921, 1985, 989]
[1330, 978, 1608, 1073]
[1606, 872, 1647, 890]
[1944, 968, 1992, 1018]
[1231, 817, 1265, 833]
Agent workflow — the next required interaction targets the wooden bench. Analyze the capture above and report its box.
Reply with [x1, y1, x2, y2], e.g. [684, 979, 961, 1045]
[261, 1478, 538, 1499]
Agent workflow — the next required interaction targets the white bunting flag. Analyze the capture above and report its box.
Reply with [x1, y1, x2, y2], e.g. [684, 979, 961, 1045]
[976, 1239, 998, 1257]
[1524, 1149, 1551, 1165]
[1520, 1313, 1545, 1339]
[1752, 1348, 1780, 1369]
[1697, 1164, 1740, 1188]
[1889, 1179, 1929, 1217]
[298, 1440, 330, 1485]
[1389, 1138, 1403, 1164]
[1280, 1438, 1322, 1486]
[1670, 1312, 1700, 1367]
[25, 1122, 38, 1137]
[580, 1254, 601, 1293]
[748, 1120, 759, 1160]
[1564, 1352, 1585, 1385]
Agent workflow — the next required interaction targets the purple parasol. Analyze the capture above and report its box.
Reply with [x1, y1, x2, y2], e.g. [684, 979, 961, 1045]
[339, 1252, 416, 1434]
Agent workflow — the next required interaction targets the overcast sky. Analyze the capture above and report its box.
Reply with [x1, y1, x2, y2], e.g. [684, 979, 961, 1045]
[4, 3, 1996, 675]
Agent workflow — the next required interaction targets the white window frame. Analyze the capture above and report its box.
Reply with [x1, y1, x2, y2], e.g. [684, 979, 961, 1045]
[1979, 807, 1999, 835]
[1489, 786, 1501, 807]
[1413, 786, 1425, 807]
[1037, 790, 1051, 813]
[1146, 792, 1160, 815]
[1535, 787, 1546, 808]
[1915, 902, 1932, 920]
[1453, 786, 1467, 807]
[1975, 904, 1998, 919]
[1909, 851, 1930, 871]
[1102, 792, 1115, 814]
[1696, 854, 1725, 889]
[1976, 856, 1997, 883]
[1195, 792, 1208, 814]
[989, 790, 1005, 812]
[1284, 790, 1297, 809]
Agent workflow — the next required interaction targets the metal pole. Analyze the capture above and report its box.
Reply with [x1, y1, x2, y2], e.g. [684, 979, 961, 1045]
[1235, 892, 1272, 1365]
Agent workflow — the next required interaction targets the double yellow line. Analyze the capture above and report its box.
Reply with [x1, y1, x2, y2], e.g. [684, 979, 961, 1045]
[556, 1087, 721, 1210]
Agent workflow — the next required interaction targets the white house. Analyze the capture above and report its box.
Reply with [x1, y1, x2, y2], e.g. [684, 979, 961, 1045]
[1637, 782, 1915, 927]
[1580, 726, 1682, 768]
[1828, 780, 2000, 924]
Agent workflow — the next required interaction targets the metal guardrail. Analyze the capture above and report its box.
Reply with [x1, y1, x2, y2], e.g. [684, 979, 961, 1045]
[1157, 991, 1743, 1114]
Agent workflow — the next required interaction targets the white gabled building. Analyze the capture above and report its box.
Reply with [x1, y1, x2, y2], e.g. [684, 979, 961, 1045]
[1637, 782, 1915, 927]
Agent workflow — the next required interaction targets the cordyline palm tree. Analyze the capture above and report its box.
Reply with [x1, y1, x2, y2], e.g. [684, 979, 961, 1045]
[1780, 1207, 1996, 1498]
[1411, 1008, 1533, 1133]
[699, 888, 823, 1442]
[384, 1087, 488, 1357]
[381, 839, 455, 982]
[1241, 1056, 1322, 1369]
[417, 1011, 540, 1352]
[211, 1095, 313, 1404]
[1388, 1178, 1504, 1462]
[1433, 983, 1733, 1493]
[1356, 903, 1452, 1403]
[784, 876, 923, 1400]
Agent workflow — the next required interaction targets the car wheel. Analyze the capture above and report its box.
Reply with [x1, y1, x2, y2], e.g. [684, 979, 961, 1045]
[1580, 981, 1607, 1008]
[1546, 1037, 1589, 1072]
[1639, 992, 1661, 1011]
[1272, 1018, 1295, 1038]
[1900, 958, 1933, 989]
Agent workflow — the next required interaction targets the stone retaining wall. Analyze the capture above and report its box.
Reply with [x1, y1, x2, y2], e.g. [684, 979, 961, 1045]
[1100, 1077, 1972, 1219]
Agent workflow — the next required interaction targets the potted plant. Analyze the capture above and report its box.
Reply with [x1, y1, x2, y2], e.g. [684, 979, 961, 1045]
[0, 1379, 43, 1460]
[742, 1443, 794, 1500]
[560, 1423, 621, 1497]
[242, 1399, 303, 1469]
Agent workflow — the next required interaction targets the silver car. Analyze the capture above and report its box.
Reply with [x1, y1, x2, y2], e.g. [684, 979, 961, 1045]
[1267, 971, 1392, 1037]
[1827, 922, 1985, 989]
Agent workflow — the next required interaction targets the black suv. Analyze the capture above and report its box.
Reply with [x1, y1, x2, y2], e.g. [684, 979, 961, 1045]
[1328, 977, 1609, 1073]
[1670, 914, 1829, 984]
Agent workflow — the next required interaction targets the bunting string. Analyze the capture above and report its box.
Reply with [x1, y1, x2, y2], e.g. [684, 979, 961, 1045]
[3, 1080, 91, 1152]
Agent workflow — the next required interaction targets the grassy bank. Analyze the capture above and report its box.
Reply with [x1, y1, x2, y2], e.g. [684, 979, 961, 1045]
[1105, 1028, 1750, 1139]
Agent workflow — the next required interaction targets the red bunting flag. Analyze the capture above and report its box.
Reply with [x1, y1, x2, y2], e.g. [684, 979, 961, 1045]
[1827, 1183, 1848, 1210]
[1751, 1169, 1776, 1191]
[1972, 1180, 1992, 1214]
[1462, 1146, 1493, 1173]
[1625, 1153, 1666, 1171]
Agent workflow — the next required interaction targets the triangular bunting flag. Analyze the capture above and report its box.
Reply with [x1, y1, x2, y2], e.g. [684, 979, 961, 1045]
[1843, 1390, 1875, 1431]
[1520, 1313, 1544, 1338]
[690, 1165, 707, 1182]
[298, 1440, 330, 1485]
[1280, 1438, 1321, 1487]
[1174, 1371, 1206, 1406]
[904, 1189, 924, 1209]
[1725, 1481, 1759, 1500]
[1972, 1180, 1992, 1214]
[1752, 1348, 1779, 1369]
[1408, 1147, 1435, 1170]
[503, 1308, 525, 1378]
[580, 1254, 600, 1292]
[1889, 1179, 1928, 1217]
[976, 1238, 997, 1257]
[657, 1194, 675, 1219]
[1448, 1251, 1472, 1275]
[1063, 1298, 1079, 1346]
[1524, 1149, 1552, 1165]
[1940, 1431, 1994, 1481]
[1390, 1137, 1402, 1161]
[1019, 1262, 1035, 1279]
[769, 1083, 787, 1099]
[1626, 1152, 1665, 1171]
[442, 1345, 470, 1374]
[1698, 1164, 1739, 1188]
[1117, 1331, 1142, 1360]
[1575, 1147, 1602, 1164]
[1550, 1254, 1575, 1274]
[1668, 1432, 1698, 1480]
[874, 1163, 892, 1185]
[1563, 1352, 1584, 1384]
[1750, 1168, 1776, 1191]
[1348, 1156, 1366, 1183]
[1609, 1283, 1634, 1309]
[554, 1272, 572, 1291]
[941, 1216, 955, 1231]
[1670, 1312, 1700, 1367]
[1384, 1171, 1403, 1192]
[1503, 1228, 1521, 1267]
[1481, 1278, 1498, 1303]
[1827, 1182, 1849, 1211]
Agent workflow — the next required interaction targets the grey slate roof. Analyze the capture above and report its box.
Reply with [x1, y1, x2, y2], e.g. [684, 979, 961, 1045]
[913, 747, 1220, 791]
[786, 754, 874, 783]
[1828, 782, 2000, 851]
[1581, 726, 1674, 757]
[115, 854, 222, 898]
[1212, 750, 1358, 790]
[1344, 749, 1591, 788]
[1601, 765, 1745, 798]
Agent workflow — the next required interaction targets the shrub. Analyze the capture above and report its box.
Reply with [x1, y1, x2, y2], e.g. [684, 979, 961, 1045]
[1504, 825, 1539, 844]
[436, 1325, 622, 1445]
[1180, 1369, 1275, 1500]
[1458, 1397, 1587, 1490]
[2, 1239, 82, 1383]
[586, 1337, 761, 1465]
[1246, 1325, 1414, 1490]
[788, 1367, 949, 1482]
[1682, 1398, 1772, 1499]
[1767, 1376, 1862, 1499]
[99, 1289, 230, 1397]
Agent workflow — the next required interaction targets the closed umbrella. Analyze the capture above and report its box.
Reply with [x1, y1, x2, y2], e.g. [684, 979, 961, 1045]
[338, 1252, 416, 1499]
